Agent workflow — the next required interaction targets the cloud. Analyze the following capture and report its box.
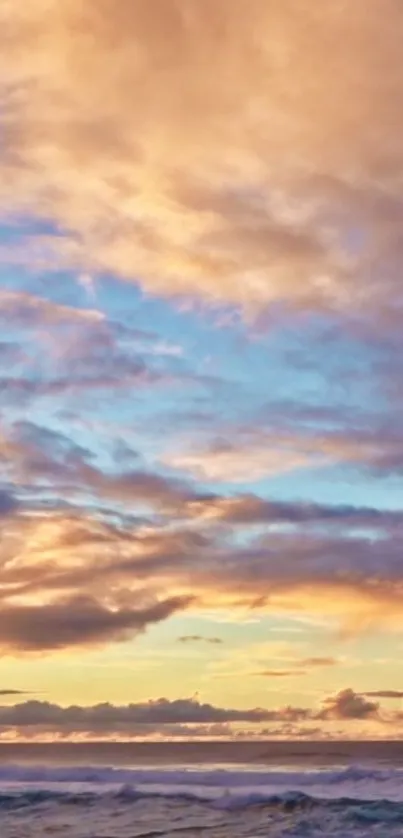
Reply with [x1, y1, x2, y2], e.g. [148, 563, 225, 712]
[0, 492, 403, 649]
[0, 690, 29, 696]
[0, 291, 200, 408]
[253, 657, 339, 678]
[163, 419, 403, 484]
[0, 419, 199, 514]
[0, 697, 310, 737]
[1, 0, 403, 724]
[1, 1, 403, 321]
[8, 414, 403, 528]
[299, 657, 338, 668]
[363, 691, 403, 699]
[177, 635, 223, 645]
[253, 658, 338, 678]
[254, 669, 306, 678]
[1, 690, 394, 738]
[187, 493, 399, 530]
[0, 595, 192, 652]
[318, 689, 379, 721]
[1, 395, 403, 651]
[163, 436, 321, 483]
[0, 490, 18, 516]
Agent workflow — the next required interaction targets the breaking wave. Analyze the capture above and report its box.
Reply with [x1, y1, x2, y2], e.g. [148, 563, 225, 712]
[1, 764, 403, 835]
[0, 784, 403, 822]
[0, 762, 402, 801]
[0, 761, 400, 785]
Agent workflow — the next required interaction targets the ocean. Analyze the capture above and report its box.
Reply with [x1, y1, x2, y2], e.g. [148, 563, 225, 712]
[1, 740, 403, 836]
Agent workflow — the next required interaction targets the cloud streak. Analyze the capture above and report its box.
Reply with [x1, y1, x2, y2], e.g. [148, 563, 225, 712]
[177, 635, 223, 645]
[0, 690, 30, 697]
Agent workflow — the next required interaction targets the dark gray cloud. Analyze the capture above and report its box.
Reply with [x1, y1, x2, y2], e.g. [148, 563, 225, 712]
[318, 689, 379, 720]
[0, 595, 193, 651]
[0, 690, 396, 737]
[0, 697, 310, 735]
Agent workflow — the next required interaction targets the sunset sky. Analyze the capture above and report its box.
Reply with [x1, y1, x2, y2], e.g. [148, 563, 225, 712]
[1, 0, 403, 741]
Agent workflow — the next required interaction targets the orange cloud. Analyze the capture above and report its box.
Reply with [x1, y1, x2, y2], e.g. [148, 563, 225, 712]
[1, 1, 403, 318]
[0, 497, 403, 654]
[1, 415, 403, 652]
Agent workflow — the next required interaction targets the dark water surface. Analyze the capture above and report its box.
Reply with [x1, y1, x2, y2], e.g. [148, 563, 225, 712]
[1, 741, 403, 836]
[1, 738, 403, 766]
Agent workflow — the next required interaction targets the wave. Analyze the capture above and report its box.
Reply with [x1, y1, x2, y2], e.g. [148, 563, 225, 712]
[2, 764, 403, 835]
[1, 785, 403, 825]
[0, 762, 401, 789]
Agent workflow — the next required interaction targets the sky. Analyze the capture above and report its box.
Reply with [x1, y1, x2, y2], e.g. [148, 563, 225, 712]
[1, 0, 403, 741]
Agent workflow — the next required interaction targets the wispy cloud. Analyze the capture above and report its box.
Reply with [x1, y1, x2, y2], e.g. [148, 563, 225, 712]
[177, 635, 223, 645]
[254, 670, 306, 678]
[363, 690, 403, 700]
[0, 689, 31, 697]
[254, 658, 338, 677]
[299, 658, 338, 668]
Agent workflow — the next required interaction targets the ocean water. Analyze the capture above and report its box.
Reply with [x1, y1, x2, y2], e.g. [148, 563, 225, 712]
[1, 741, 403, 836]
